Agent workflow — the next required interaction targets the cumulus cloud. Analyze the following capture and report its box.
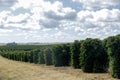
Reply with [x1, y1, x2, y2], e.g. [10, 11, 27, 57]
[10, 0, 77, 30]
[6, 13, 30, 23]
[40, 19, 60, 28]
[73, 0, 120, 10]
[0, 11, 11, 21]
[44, 7, 76, 20]
[0, 0, 17, 7]
[0, 11, 11, 28]
[0, 29, 12, 33]
[0, 11, 40, 30]
[0, 0, 120, 42]
[77, 9, 120, 22]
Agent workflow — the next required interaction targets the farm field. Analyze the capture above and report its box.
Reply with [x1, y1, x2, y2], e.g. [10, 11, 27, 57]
[0, 56, 117, 80]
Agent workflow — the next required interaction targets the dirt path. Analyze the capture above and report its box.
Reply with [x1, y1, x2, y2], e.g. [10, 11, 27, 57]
[0, 56, 118, 80]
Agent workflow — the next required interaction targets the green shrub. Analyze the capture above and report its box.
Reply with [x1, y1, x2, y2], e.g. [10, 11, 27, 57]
[80, 38, 108, 73]
[70, 40, 81, 68]
[38, 50, 45, 64]
[33, 49, 40, 64]
[44, 48, 53, 65]
[106, 35, 120, 78]
[52, 44, 70, 67]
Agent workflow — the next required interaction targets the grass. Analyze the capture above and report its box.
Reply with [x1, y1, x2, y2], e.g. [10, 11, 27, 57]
[0, 56, 118, 80]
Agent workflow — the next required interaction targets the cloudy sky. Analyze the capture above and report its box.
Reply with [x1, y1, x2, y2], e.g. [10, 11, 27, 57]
[0, 0, 120, 43]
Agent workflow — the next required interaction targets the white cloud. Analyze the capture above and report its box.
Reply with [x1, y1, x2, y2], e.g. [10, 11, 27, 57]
[92, 9, 120, 22]
[0, 11, 11, 26]
[11, 0, 44, 10]
[77, 10, 93, 22]
[45, 10, 75, 21]
[75, 27, 84, 32]
[4, 19, 41, 30]
[6, 13, 30, 23]
[10, 0, 77, 30]
[44, 6, 76, 20]
[72, 8, 120, 39]
[0, 0, 17, 7]
[73, 0, 120, 10]
[0, 0, 120, 43]
[77, 9, 120, 22]
[0, 29, 12, 33]
[55, 31, 66, 37]
[24, 19, 41, 30]
[0, 11, 11, 18]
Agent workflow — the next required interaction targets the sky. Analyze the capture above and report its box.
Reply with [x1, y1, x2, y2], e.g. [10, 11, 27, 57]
[0, 0, 120, 43]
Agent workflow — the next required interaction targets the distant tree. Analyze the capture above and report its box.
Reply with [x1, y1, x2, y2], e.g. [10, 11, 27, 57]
[6, 42, 17, 46]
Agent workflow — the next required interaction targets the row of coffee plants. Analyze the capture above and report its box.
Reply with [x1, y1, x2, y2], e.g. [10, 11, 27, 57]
[0, 34, 120, 79]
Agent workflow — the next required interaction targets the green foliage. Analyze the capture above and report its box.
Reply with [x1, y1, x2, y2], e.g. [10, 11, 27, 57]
[38, 50, 45, 64]
[32, 49, 40, 64]
[52, 44, 70, 67]
[52, 44, 63, 67]
[80, 38, 108, 73]
[0, 50, 31, 62]
[1, 34, 120, 79]
[71, 40, 81, 68]
[106, 35, 120, 78]
[44, 48, 53, 65]
[62, 44, 71, 66]
[29, 51, 34, 63]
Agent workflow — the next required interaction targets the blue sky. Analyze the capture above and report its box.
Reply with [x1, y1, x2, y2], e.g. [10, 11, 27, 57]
[0, 0, 120, 43]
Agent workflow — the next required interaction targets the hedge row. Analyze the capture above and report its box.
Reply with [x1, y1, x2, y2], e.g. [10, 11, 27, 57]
[0, 50, 45, 64]
[0, 34, 120, 79]
[105, 35, 120, 78]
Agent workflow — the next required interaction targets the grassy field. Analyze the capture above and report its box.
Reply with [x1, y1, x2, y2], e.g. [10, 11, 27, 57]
[0, 56, 118, 80]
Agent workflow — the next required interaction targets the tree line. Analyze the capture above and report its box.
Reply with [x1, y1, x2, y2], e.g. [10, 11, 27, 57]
[0, 34, 120, 79]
